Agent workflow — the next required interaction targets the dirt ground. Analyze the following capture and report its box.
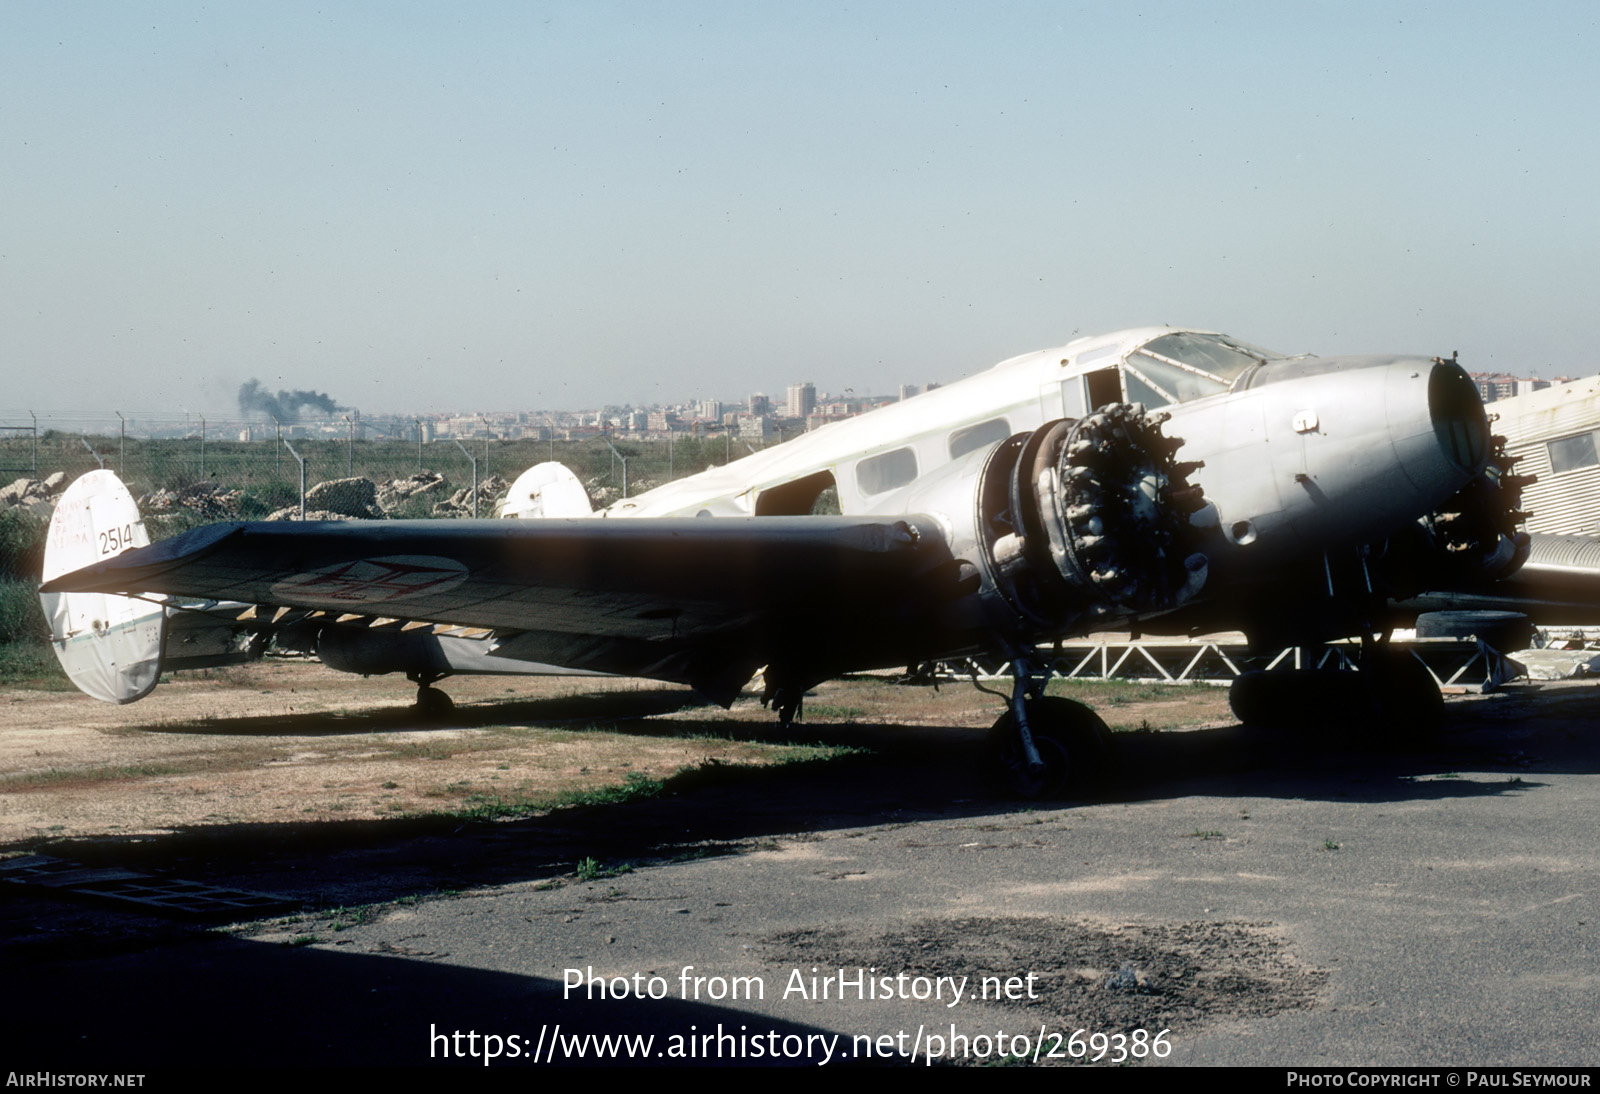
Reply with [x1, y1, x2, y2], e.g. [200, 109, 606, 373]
[0, 658, 1235, 847]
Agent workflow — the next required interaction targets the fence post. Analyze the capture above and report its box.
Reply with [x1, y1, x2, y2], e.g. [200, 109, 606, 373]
[284, 440, 307, 519]
[603, 437, 630, 498]
[453, 439, 478, 518]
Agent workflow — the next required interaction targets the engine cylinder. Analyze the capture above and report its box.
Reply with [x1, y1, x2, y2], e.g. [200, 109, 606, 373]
[973, 406, 1208, 637]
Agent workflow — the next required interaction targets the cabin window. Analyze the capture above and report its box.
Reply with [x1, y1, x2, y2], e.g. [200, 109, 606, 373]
[755, 470, 838, 515]
[855, 447, 919, 496]
[1548, 432, 1600, 474]
[948, 418, 1011, 459]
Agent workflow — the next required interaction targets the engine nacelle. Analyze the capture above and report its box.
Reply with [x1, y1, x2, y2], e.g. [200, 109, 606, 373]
[1167, 355, 1493, 560]
[887, 405, 1209, 649]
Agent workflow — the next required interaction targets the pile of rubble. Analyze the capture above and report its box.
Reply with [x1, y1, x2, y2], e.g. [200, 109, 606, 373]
[262, 473, 510, 520]
[375, 471, 446, 512]
[141, 481, 245, 519]
[0, 473, 68, 516]
[431, 475, 509, 517]
[583, 476, 654, 509]
[265, 477, 382, 521]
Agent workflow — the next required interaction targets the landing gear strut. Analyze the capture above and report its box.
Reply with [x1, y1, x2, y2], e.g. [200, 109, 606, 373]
[408, 671, 455, 718]
[763, 687, 803, 731]
[988, 659, 1115, 798]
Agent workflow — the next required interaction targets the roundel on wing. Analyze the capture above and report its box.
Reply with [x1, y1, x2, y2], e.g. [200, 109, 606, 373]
[270, 555, 470, 606]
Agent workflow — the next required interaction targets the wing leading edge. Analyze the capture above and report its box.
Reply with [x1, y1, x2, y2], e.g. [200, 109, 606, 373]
[41, 516, 965, 703]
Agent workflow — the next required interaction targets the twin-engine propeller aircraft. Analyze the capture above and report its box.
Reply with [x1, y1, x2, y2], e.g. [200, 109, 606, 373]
[39, 327, 1535, 795]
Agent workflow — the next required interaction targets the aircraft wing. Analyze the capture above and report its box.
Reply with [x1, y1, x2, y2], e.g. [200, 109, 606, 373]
[40, 515, 964, 703]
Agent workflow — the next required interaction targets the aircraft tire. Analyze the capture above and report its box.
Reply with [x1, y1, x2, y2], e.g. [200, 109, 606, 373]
[1230, 660, 1442, 743]
[1229, 669, 1362, 730]
[1362, 650, 1444, 745]
[1228, 670, 1279, 728]
[414, 686, 455, 719]
[989, 697, 1115, 799]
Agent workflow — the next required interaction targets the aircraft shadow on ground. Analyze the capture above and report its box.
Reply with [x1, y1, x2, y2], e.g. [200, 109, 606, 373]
[129, 686, 718, 737]
[17, 682, 1596, 926]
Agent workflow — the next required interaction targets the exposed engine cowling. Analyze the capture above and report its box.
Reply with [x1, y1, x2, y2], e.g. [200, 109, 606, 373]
[1417, 430, 1532, 585]
[964, 405, 1208, 641]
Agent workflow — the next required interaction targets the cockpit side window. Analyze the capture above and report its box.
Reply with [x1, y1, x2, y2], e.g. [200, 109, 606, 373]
[1142, 333, 1276, 380]
[1124, 352, 1223, 404]
[1121, 366, 1174, 409]
[1121, 332, 1282, 406]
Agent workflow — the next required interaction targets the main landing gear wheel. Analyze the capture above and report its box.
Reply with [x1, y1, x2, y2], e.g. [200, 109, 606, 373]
[989, 697, 1116, 799]
[415, 686, 454, 717]
[1361, 648, 1444, 745]
[1228, 654, 1443, 745]
[408, 671, 455, 719]
[1227, 670, 1355, 730]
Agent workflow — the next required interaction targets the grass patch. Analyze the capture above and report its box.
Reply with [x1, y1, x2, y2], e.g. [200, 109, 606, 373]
[0, 762, 187, 790]
[1039, 679, 1232, 733]
[0, 580, 46, 643]
[802, 703, 868, 721]
[816, 675, 1229, 733]
[426, 741, 865, 824]
[321, 904, 383, 931]
[0, 639, 71, 690]
[445, 770, 666, 821]
[575, 856, 633, 880]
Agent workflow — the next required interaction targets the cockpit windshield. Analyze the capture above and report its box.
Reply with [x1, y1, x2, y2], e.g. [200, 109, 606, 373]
[1121, 332, 1284, 407]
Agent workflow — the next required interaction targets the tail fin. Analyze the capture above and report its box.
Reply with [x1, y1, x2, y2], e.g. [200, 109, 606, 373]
[496, 462, 594, 519]
[39, 470, 165, 703]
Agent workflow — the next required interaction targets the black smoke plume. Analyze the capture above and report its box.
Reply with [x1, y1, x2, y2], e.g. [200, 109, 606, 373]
[237, 379, 350, 422]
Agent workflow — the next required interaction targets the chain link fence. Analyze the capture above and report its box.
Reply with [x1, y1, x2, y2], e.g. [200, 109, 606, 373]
[0, 414, 778, 527]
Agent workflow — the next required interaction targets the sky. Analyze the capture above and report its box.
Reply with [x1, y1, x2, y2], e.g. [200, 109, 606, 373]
[2, 1, 1597, 417]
